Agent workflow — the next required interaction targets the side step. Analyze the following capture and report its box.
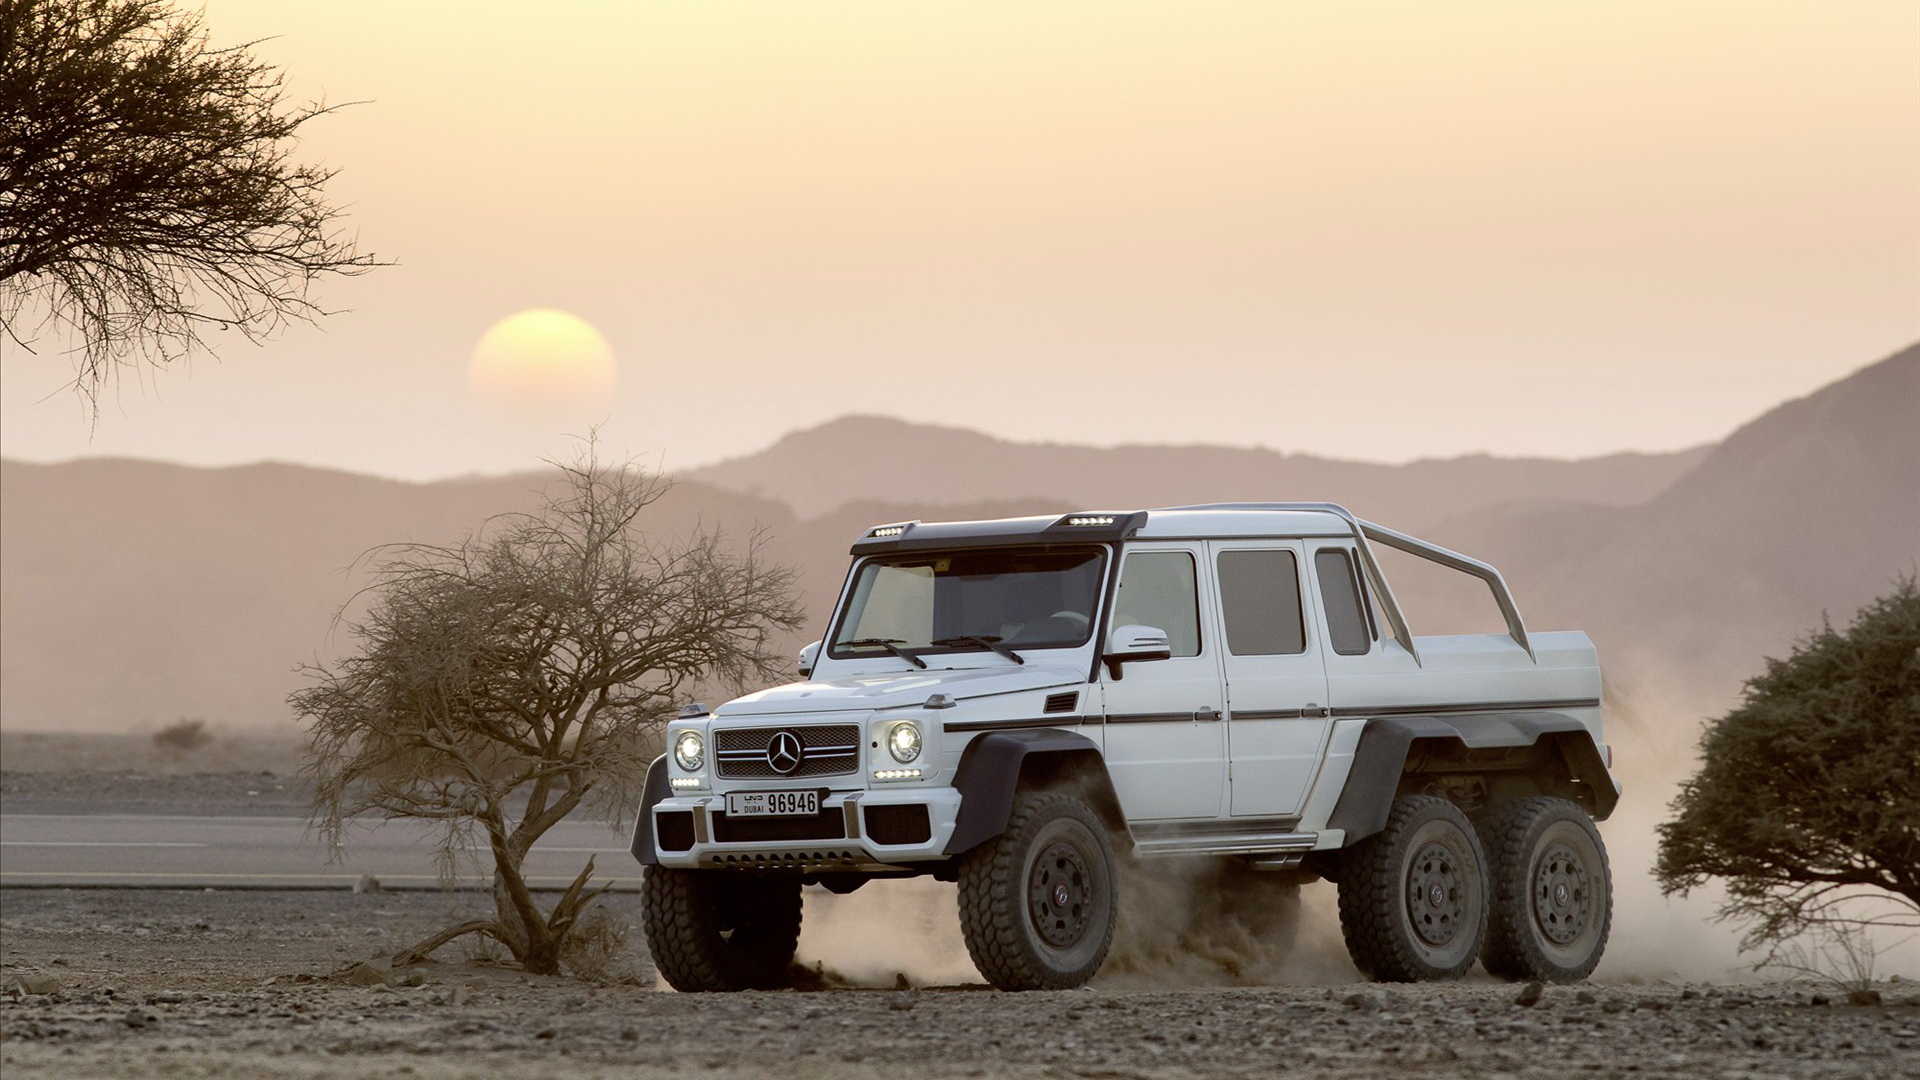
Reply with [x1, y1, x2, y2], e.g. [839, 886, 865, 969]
[1131, 831, 1318, 858]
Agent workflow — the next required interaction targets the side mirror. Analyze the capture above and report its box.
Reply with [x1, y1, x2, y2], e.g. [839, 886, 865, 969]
[797, 640, 822, 678]
[1103, 624, 1171, 680]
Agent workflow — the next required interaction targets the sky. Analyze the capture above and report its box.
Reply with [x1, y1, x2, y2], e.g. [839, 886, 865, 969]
[3, 0, 1916, 480]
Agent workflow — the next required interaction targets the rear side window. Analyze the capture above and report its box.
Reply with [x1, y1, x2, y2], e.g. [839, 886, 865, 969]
[1113, 551, 1201, 657]
[1215, 549, 1305, 655]
[1315, 549, 1371, 656]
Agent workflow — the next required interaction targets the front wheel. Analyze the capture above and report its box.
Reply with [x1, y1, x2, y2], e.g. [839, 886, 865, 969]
[1479, 796, 1612, 982]
[641, 868, 802, 991]
[1337, 794, 1490, 982]
[957, 790, 1118, 990]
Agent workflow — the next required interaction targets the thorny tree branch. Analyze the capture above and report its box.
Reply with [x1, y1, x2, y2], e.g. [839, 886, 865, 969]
[0, 0, 384, 408]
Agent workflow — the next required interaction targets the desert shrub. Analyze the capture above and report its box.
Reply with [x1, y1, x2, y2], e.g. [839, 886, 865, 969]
[152, 718, 213, 753]
[1656, 577, 1920, 950]
[561, 907, 644, 984]
[1758, 922, 1898, 997]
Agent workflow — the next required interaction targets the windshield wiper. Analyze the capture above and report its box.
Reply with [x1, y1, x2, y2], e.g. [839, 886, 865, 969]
[930, 635, 1025, 665]
[836, 637, 927, 669]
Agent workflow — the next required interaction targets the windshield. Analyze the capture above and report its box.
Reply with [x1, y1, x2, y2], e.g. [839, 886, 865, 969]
[829, 546, 1107, 660]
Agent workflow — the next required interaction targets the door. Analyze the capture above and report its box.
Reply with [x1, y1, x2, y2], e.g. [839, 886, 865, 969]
[1309, 539, 1420, 708]
[1097, 543, 1226, 820]
[1208, 541, 1332, 818]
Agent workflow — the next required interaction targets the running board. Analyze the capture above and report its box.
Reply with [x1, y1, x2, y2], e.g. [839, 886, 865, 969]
[1130, 831, 1319, 858]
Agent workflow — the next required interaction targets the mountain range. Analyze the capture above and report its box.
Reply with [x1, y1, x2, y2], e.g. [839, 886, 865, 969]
[3, 343, 1913, 736]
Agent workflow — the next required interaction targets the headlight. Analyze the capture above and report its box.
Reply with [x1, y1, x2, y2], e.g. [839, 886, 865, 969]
[673, 730, 705, 771]
[886, 721, 922, 763]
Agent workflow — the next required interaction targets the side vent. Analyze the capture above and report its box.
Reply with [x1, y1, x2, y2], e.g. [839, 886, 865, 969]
[1043, 691, 1079, 715]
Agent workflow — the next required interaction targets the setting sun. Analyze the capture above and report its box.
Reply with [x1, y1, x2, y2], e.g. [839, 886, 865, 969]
[468, 308, 616, 407]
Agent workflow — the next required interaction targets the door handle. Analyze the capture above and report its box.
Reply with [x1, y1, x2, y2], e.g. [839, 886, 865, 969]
[1303, 703, 1329, 718]
[1194, 706, 1221, 722]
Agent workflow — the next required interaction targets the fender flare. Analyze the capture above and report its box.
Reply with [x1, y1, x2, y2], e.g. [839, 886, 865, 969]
[1326, 713, 1618, 844]
[628, 755, 670, 866]
[943, 728, 1110, 856]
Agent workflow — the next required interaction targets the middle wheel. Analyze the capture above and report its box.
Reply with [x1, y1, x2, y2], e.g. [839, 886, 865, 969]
[957, 790, 1118, 990]
[1336, 794, 1490, 981]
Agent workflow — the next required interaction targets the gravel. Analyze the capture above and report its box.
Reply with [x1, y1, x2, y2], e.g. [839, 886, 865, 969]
[4, 889, 1918, 1078]
[0, 770, 314, 817]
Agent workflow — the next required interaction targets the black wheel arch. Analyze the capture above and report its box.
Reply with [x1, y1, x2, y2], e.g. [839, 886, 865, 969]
[944, 728, 1125, 856]
[1327, 713, 1618, 845]
[629, 755, 670, 866]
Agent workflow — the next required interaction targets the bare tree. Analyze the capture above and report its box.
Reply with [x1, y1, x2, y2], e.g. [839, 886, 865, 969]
[0, 0, 380, 405]
[290, 449, 805, 975]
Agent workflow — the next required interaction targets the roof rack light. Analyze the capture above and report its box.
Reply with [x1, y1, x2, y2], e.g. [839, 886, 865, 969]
[1064, 515, 1116, 526]
[868, 524, 910, 538]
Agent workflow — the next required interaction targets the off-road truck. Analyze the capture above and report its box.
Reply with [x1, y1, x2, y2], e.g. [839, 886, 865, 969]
[634, 504, 1618, 990]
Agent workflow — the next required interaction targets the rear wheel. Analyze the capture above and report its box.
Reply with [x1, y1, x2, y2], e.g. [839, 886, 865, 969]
[1337, 795, 1489, 981]
[957, 790, 1118, 990]
[641, 868, 802, 991]
[1479, 796, 1612, 982]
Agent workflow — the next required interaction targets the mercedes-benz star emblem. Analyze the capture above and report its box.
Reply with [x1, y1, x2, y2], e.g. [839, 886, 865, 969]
[766, 731, 804, 775]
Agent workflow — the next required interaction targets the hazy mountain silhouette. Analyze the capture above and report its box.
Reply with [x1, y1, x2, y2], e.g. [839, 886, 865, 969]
[0, 461, 793, 732]
[686, 416, 1710, 527]
[2, 344, 1912, 734]
[1402, 343, 1920, 726]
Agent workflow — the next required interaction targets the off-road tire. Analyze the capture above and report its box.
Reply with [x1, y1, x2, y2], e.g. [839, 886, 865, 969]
[641, 868, 802, 992]
[958, 790, 1118, 990]
[1478, 796, 1612, 982]
[1337, 794, 1489, 982]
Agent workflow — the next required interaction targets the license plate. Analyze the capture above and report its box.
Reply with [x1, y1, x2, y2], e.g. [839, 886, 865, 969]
[726, 790, 820, 817]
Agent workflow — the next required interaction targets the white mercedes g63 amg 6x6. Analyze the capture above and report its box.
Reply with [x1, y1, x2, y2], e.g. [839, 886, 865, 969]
[635, 504, 1618, 991]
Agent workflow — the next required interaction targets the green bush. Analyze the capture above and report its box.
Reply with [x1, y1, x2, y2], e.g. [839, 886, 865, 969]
[1656, 577, 1920, 948]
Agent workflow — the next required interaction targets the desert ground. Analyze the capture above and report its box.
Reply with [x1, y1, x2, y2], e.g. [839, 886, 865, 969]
[6, 750, 1918, 1079]
[4, 887, 1918, 1080]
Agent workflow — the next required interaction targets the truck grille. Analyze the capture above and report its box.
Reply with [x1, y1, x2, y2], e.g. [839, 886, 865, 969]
[715, 724, 861, 779]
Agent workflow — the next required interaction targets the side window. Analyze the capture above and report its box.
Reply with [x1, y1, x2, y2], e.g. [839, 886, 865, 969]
[1113, 551, 1201, 657]
[1215, 549, 1305, 655]
[1315, 548, 1371, 656]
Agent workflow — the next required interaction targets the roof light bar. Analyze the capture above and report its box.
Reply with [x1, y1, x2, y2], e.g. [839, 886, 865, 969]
[868, 525, 908, 538]
[1065, 515, 1115, 526]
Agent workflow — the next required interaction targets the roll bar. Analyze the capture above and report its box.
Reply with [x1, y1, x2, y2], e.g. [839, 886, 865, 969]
[1158, 502, 1536, 666]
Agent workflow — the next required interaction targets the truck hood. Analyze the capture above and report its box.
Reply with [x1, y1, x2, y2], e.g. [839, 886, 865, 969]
[717, 663, 1083, 717]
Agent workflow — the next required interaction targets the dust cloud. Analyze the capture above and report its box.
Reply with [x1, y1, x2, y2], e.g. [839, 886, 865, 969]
[1099, 860, 1353, 987]
[795, 879, 982, 987]
[787, 681, 1918, 988]
[792, 867, 1355, 989]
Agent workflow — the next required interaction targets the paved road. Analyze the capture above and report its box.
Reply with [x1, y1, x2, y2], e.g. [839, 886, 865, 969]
[0, 813, 639, 890]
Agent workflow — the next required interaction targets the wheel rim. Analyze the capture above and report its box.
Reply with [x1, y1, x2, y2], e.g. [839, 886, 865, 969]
[1405, 840, 1467, 947]
[1532, 840, 1594, 946]
[1028, 839, 1094, 948]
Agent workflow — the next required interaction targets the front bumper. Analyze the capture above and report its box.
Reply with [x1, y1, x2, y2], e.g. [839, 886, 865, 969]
[636, 786, 963, 870]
